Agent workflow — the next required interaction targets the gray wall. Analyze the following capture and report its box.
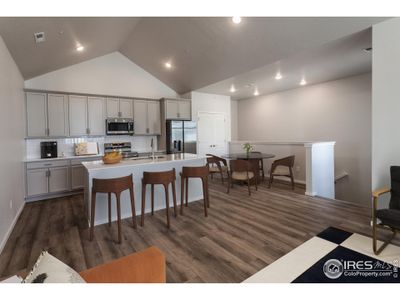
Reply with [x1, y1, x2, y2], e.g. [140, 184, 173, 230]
[0, 36, 26, 252]
[236, 73, 372, 205]
[372, 18, 400, 207]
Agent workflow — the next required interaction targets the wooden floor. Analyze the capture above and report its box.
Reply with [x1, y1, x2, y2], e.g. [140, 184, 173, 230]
[0, 179, 397, 282]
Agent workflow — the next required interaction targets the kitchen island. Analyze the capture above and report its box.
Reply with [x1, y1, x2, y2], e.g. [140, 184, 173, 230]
[83, 153, 206, 226]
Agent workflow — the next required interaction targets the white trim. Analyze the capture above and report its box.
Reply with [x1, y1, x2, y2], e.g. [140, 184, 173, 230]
[230, 140, 336, 146]
[0, 202, 25, 255]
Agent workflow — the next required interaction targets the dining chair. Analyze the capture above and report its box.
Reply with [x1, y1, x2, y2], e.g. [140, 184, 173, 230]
[206, 154, 229, 184]
[372, 166, 400, 254]
[268, 155, 295, 190]
[227, 159, 257, 196]
[251, 151, 265, 181]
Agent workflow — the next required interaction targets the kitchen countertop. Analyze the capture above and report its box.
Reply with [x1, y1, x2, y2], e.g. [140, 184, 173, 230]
[83, 153, 205, 171]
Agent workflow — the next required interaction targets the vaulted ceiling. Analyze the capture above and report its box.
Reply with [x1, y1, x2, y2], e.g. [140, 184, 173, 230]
[0, 17, 388, 94]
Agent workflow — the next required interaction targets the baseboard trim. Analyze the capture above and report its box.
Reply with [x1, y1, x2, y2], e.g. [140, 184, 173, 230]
[0, 202, 25, 255]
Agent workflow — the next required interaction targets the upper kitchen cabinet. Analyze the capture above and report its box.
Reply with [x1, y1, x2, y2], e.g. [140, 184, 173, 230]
[162, 98, 192, 120]
[26, 92, 68, 137]
[87, 96, 105, 135]
[106, 98, 133, 119]
[69, 95, 88, 136]
[133, 100, 161, 135]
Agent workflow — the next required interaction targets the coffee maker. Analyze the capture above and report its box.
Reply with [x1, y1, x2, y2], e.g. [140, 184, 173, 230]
[40, 141, 58, 159]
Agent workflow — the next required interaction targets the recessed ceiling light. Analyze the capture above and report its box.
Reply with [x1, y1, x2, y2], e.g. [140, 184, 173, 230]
[300, 78, 307, 86]
[232, 16, 242, 24]
[253, 89, 259, 96]
[165, 62, 172, 69]
[76, 45, 84, 52]
[230, 85, 236, 93]
[275, 72, 282, 80]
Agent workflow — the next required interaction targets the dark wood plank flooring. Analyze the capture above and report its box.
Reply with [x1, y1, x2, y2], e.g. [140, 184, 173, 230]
[0, 180, 397, 282]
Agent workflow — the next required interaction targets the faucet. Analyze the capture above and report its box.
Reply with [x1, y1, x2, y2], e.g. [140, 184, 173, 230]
[150, 138, 155, 159]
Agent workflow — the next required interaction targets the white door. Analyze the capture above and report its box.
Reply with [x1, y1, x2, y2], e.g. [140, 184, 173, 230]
[166, 100, 179, 119]
[69, 95, 88, 136]
[119, 99, 133, 119]
[197, 112, 227, 156]
[26, 169, 48, 196]
[106, 98, 120, 118]
[47, 94, 68, 136]
[133, 100, 148, 134]
[48, 167, 69, 193]
[71, 165, 85, 190]
[148, 101, 161, 134]
[179, 101, 191, 120]
[26, 92, 47, 137]
[88, 97, 105, 135]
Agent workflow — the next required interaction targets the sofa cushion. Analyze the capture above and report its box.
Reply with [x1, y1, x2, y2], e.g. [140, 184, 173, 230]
[23, 251, 86, 283]
[79, 246, 166, 283]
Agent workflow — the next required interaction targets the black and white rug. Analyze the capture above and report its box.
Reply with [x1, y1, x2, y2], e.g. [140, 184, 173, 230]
[244, 227, 400, 283]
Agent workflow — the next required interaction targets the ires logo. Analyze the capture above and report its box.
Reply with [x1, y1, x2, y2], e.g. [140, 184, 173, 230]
[343, 261, 374, 270]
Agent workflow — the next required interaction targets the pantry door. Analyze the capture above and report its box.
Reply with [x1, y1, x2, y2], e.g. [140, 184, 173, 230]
[197, 112, 227, 156]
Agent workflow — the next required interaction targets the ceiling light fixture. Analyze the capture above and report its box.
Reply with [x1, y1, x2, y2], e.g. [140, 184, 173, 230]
[76, 45, 84, 52]
[275, 72, 282, 80]
[232, 16, 242, 24]
[230, 85, 236, 93]
[165, 62, 172, 69]
[300, 78, 307, 86]
[253, 89, 259, 96]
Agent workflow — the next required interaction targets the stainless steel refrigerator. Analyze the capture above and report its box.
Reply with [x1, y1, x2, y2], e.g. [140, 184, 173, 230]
[166, 120, 197, 154]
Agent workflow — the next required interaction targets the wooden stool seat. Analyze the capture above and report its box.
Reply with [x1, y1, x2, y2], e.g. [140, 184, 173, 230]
[90, 174, 137, 244]
[141, 169, 177, 228]
[180, 165, 210, 216]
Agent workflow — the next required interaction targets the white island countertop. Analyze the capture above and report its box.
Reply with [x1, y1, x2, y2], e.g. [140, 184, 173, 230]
[82, 153, 205, 171]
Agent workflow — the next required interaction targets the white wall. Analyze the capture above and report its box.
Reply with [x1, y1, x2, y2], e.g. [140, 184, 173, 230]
[372, 18, 400, 207]
[231, 100, 239, 141]
[24, 52, 178, 99]
[0, 36, 26, 253]
[237, 73, 372, 205]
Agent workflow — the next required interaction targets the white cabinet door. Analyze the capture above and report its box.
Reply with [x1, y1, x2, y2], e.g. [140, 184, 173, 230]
[47, 94, 68, 136]
[26, 169, 48, 196]
[69, 95, 88, 136]
[133, 100, 148, 134]
[71, 165, 85, 190]
[88, 96, 105, 135]
[166, 100, 179, 119]
[26, 93, 47, 137]
[48, 167, 69, 193]
[106, 98, 120, 118]
[148, 101, 161, 134]
[179, 101, 191, 120]
[119, 99, 133, 119]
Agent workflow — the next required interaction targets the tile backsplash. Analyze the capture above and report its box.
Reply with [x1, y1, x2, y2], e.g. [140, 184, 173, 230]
[26, 135, 160, 159]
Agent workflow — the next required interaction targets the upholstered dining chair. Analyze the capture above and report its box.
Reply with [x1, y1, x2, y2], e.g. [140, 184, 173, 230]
[251, 151, 265, 181]
[206, 154, 229, 184]
[268, 155, 295, 190]
[227, 159, 257, 196]
[372, 166, 400, 255]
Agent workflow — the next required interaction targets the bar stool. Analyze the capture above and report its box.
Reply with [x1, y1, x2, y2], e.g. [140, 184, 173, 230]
[141, 168, 177, 228]
[180, 165, 210, 217]
[90, 174, 137, 244]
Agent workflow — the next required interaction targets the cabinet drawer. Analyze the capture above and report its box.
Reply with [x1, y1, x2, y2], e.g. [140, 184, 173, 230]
[26, 160, 69, 169]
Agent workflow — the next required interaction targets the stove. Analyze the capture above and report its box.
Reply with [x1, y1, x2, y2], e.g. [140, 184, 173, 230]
[104, 142, 139, 159]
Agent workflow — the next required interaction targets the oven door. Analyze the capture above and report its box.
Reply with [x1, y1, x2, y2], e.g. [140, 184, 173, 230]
[106, 120, 130, 135]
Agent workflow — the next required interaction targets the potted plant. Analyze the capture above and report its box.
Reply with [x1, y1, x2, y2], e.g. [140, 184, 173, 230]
[243, 143, 254, 158]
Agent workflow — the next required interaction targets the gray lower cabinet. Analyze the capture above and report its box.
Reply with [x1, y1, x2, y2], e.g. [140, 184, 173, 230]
[26, 168, 48, 196]
[48, 167, 70, 193]
[71, 165, 85, 190]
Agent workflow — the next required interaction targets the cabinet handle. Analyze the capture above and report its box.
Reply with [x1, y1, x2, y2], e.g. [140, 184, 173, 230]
[118, 112, 122, 117]
[87, 128, 91, 135]
[48, 170, 51, 177]
[147, 128, 149, 134]
[177, 112, 180, 118]
[46, 128, 50, 136]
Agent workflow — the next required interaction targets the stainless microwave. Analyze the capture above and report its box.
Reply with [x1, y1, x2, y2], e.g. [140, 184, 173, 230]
[106, 118, 134, 135]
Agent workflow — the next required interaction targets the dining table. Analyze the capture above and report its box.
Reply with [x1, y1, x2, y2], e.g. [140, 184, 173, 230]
[221, 152, 276, 184]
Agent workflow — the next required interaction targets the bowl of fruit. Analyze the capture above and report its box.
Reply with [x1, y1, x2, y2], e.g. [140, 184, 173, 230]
[102, 151, 123, 164]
